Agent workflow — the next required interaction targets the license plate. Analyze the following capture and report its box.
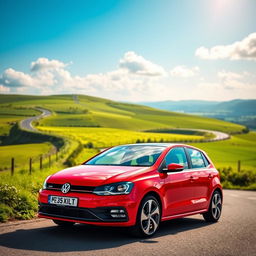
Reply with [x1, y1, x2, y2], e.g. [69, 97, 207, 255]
[48, 196, 78, 207]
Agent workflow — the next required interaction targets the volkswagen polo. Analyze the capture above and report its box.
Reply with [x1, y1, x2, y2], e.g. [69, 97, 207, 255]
[38, 143, 223, 237]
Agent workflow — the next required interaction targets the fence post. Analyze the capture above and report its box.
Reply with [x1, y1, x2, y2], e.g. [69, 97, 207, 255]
[237, 160, 241, 172]
[29, 158, 32, 175]
[49, 155, 51, 167]
[40, 155, 43, 170]
[11, 158, 14, 176]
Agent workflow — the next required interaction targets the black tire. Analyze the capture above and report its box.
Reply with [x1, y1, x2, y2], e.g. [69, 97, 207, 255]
[53, 219, 75, 227]
[130, 195, 161, 238]
[203, 190, 222, 222]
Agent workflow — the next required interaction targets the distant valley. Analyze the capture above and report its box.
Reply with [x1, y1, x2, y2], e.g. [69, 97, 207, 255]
[140, 99, 256, 129]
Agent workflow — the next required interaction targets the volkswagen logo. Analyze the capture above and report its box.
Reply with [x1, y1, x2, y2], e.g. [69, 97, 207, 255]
[61, 183, 71, 194]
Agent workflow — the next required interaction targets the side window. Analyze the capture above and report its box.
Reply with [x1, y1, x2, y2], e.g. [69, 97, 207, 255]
[165, 147, 188, 169]
[186, 148, 205, 169]
[201, 152, 210, 167]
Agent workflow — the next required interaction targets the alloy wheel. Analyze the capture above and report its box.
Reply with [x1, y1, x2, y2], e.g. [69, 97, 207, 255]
[140, 199, 160, 235]
[211, 192, 222, 220]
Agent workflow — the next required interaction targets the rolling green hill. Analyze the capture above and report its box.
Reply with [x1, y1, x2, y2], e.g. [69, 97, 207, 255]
[141, 99, 256, 129]
[0, 93, 246, 171]
[0, 94, 245, 133]
[0, 94, 254, 170]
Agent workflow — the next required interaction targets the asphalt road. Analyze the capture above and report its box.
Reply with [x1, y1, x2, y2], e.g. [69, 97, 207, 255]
[194, 129, 230, 141]
[0, 189, 255, 256]
[171, 128, 230, 142]
[20, 108, 52, 132]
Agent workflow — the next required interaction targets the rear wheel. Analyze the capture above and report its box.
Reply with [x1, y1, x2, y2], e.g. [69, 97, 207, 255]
[203, 190, 222, 222]
[53, 219, 75, 227]
[130, 195, 161, 237]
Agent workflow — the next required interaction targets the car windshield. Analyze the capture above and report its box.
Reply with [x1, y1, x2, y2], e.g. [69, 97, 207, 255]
[85, 145, 166, 166]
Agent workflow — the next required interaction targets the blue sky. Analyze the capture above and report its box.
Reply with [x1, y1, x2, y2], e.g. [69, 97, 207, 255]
[0, 0, 255, 101]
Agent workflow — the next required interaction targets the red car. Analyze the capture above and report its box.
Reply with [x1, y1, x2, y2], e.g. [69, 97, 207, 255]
[38, 143, 223, 237]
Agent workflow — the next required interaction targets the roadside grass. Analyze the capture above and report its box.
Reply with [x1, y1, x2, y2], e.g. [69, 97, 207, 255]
[0, 106, 39, 116]
[0, 143, 53, 171]
[39, 113, 100, 127]
[0, 163, 64, 221]
[0, 116, 25, 136]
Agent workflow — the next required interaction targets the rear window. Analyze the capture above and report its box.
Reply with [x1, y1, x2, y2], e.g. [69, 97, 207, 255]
[186, 148, 205, 169]
[201, 152, 210, 166]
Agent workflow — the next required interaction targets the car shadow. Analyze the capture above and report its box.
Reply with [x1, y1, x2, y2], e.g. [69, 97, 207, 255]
[0, 218, 213, 252]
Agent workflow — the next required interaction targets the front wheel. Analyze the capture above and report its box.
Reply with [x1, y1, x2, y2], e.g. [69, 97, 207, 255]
[130, 195, 161, 237]
[203, 190, 222, 222]
[53, 219, 75, 227]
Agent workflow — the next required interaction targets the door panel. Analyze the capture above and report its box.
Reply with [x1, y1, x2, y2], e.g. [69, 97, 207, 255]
[163, 147, 195, 216]
[164, 170, 196, 216]
[185, 148, 211, 211]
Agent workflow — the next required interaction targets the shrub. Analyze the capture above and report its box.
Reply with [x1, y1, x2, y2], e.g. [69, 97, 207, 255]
[0, 184, 19, 208]
[0, 184, 37, 221]
[219, 167, 256, 188]
[14, 191, 37, 220]
[85, 142, 94, 148]
[0, 203, 13, 222]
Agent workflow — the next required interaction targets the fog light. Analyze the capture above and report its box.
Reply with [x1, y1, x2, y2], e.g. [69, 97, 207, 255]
[110, 209, 126, 218]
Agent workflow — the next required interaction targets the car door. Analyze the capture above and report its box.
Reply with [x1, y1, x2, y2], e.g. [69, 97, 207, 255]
[185, 147, 211, 211]
[162, 147, 195, 217]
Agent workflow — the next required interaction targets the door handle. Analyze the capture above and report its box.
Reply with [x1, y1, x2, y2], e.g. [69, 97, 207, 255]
[190, 176, 195, 181]
[208, 174, 213, 179]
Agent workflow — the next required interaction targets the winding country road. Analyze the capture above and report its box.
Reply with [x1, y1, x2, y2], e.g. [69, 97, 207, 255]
[19, 107, 230, 142]
[175, 128, 230, 141]
[0, 189, 255, 256]
[20, 108, 52, 132]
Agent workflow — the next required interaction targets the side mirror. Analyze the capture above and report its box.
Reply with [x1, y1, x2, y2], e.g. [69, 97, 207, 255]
[165, 163, 184, 172]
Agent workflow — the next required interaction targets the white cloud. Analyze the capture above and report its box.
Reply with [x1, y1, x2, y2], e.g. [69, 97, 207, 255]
[31, 57, 67, 72]
[119, 51, 166, 76]
[0, 68, 35, 87]
[195, 32, 256, 60]
[0, 55, 166, 101]
[1, 54, 255, 102]
[217, 70, 254, 89]
[170, 66, 200, 78]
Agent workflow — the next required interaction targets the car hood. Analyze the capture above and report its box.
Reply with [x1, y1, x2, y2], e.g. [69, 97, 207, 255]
[48, 165, 149, 187]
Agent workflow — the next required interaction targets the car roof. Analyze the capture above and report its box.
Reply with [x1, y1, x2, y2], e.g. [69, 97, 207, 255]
[116, 143, 207, 155]
[117, 143, 189, 148]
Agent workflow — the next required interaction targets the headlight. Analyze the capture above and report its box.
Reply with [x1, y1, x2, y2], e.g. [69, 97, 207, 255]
[93, 182, 134, 195]
[42, 175, 51, 190]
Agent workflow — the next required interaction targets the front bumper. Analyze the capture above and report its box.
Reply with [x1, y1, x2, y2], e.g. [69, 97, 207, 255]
[38, 189, 138, 227]
[39, 203, 128, 222]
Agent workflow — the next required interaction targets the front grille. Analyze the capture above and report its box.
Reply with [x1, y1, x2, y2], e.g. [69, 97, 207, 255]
[46, 183, 95, 193]
[39, 203, 99, 221]
[39, 203, 128, 222]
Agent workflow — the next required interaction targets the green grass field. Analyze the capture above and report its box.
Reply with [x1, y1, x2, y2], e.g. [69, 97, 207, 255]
[191, 132, 256, 170]
[0, 143, 53, 171]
